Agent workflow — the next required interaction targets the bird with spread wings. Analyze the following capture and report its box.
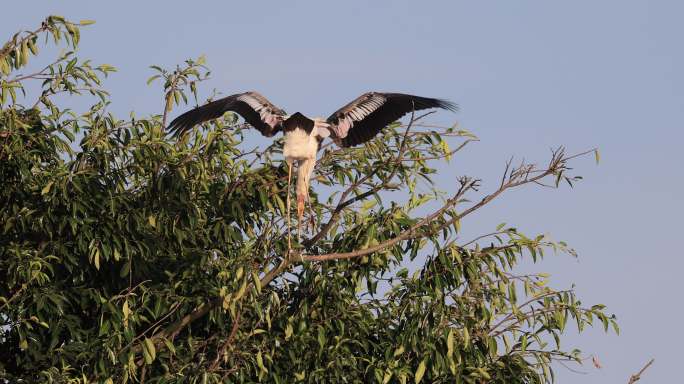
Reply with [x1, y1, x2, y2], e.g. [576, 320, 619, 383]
[168, 91, 457, 248]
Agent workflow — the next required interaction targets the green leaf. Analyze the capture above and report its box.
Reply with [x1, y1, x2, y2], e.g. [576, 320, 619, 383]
[414, 359, 427, 383]
[594, 148, 600, 164]
[41, 181, 53, 195]
[21, 41, 29, 66]
[393, 345, 405, 357]
[28, 39, 38, 55]
[383, 370, 393, 384]
[447, 329, 454, 358]
[252, 271, 261, 294]
[143, 337, 156, 364]
[440, 140, 451, 161]
[234, 280, 247, 300]
[0, 58, 10, 75]
[274, 194, 285, 214]
[317, 326, 326, 348]
[146, 74, 161, 85]
[256, 351, 267, 373]
[361, 199, 377, 213]
[119, 260, 131, 278]
[94, 248, 100, 270]
[122, 300, 130, 326]
[163, 338, 176, 355]
[79, 19, 96, 25]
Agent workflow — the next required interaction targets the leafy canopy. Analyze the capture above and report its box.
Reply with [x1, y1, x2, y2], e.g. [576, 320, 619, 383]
[0, 16, 615, 383]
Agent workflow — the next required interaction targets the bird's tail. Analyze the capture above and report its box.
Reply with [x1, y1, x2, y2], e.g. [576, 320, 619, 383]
[296, 158, 316, 226]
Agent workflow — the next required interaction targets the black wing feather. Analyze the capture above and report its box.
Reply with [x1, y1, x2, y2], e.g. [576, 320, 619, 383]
[326, 92, 458, 147]
[167, 92, 285, 138]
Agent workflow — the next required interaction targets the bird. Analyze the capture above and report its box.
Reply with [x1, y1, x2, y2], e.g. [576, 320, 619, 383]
[167, 91, 457, 249]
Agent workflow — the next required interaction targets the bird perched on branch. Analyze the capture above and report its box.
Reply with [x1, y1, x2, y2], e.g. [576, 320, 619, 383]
[168, 91, 457, 248]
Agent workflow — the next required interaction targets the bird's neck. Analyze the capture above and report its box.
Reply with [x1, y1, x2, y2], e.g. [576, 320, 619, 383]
[295, 157, 316, 219]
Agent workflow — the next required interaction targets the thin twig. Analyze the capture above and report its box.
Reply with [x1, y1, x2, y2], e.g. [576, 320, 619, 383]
[208, 310, 242, 372]
[557, 360, 588, 375]
[628, 359, 654, 384]
[461, 231, 509, 248]
[400, 138, 478, 162]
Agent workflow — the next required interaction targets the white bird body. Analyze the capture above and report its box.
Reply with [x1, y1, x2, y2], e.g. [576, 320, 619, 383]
[282, 127, 318, 160]
[282, 119, 330, 222]
[283, 127, 317, 221]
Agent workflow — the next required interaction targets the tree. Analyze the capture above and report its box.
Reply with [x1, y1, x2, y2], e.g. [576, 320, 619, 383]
[0, 17, 616, 383]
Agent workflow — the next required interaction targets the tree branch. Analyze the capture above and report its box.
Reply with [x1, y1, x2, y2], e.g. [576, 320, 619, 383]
[132, 147, 585, 359]
[0, 23, 48, 63]
[302, 148, 571, 262]
[142, 253, 292, 348]
[627, 359, 654, 384]
[302, 178, 476, 262]
[208, 310, 242, 372]
[304, 110, 421, 247]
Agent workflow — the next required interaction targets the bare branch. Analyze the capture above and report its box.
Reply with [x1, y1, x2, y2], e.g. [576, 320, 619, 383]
[628, 359, 655, 384]
[302, 147, 577, 262]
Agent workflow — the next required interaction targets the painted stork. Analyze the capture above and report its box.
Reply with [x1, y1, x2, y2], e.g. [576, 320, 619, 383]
[167, 91, 457, 247]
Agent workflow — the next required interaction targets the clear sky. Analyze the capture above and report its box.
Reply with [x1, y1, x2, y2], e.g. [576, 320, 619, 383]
[3, 1, 682, 382]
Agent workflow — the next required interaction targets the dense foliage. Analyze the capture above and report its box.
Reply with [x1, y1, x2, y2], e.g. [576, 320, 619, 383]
[0, 17, 616, 383]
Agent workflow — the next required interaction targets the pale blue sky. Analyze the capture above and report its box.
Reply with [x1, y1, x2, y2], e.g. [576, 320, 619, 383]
[3, 1, 682, 382]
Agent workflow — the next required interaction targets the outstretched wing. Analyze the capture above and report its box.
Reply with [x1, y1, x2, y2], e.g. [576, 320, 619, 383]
[326, 92, 458, 147]
[167, 91, 286, 137]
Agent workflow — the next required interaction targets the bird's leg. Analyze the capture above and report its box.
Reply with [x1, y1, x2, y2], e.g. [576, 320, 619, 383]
[295, 191, 306, 263]
[286, 159, 293, 253]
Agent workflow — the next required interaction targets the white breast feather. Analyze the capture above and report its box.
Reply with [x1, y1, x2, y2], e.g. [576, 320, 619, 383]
[283, 129, 318, 160]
